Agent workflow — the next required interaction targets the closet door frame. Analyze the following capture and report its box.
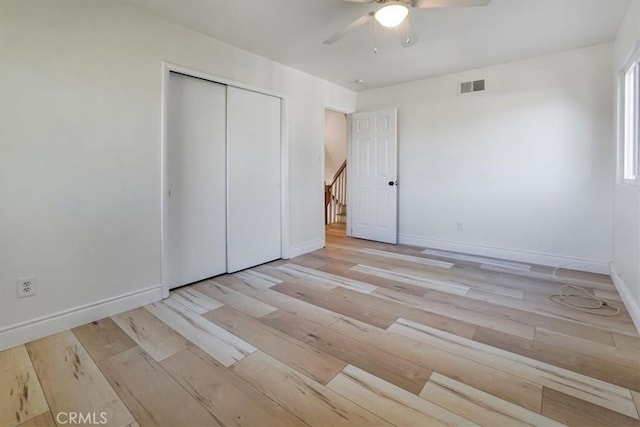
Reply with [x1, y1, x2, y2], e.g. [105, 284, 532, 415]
[160, 62, 289, 299]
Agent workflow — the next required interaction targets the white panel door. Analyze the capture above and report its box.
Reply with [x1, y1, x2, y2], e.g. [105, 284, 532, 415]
[227, 86, 282, 272]
[165, 72, 227, 289]
[349, 109, 398, 244]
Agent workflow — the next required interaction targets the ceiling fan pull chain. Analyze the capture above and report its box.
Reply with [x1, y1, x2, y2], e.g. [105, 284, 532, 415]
[373, 18, 378, 54]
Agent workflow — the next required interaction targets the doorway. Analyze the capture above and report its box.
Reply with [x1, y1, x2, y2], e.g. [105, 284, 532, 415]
[324, 109, 349, 238]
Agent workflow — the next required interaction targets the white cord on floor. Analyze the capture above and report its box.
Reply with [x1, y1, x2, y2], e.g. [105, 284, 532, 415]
[548, 266, 620, 317]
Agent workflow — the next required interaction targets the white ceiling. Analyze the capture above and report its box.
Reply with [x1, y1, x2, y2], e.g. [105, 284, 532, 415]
[121, 0, 631, 91]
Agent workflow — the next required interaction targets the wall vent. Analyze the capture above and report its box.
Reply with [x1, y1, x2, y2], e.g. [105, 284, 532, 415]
[460, 79, 485, 94]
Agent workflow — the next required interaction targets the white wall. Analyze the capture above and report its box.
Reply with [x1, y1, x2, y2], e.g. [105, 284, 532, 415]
[358, 44, 614, 273]
[0, 0, 356, 348]
[324, 110, 348, 183]
[612, 0, 640, 330]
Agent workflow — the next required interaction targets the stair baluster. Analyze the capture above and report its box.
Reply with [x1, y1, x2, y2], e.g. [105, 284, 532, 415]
[325, 160, 347, 225]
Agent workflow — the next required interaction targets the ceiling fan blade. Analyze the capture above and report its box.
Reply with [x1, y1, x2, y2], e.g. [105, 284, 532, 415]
[323, 13, 374, 45]
[394, 18, 418, 47]
[413, 0, 491, 8]
[343, 0, 376, 3]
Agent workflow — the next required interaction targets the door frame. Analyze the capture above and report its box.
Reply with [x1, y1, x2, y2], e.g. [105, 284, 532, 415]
[322, 105, 355, 247]
[161, 62, 289, 298]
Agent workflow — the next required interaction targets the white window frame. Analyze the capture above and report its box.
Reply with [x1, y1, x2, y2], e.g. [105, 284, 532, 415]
[619, 45, 640, 185]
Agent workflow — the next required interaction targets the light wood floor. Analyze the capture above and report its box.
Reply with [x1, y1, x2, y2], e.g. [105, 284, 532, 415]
[3, 223, 640, 426]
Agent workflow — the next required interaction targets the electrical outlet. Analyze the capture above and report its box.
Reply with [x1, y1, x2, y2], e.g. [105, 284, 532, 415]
[17, 276, 37, 298]
[457, 220, 465, 231]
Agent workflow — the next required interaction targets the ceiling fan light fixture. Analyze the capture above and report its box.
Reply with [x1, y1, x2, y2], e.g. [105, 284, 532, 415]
[374, 4, 409, 28]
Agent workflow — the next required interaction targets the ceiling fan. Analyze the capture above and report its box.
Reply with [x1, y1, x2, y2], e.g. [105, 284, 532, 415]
[323, 0, 491, 48]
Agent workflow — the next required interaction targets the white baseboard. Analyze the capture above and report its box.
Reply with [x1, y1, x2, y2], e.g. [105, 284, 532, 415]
[0, 285, 163, 351]
[610, 263, 640, 334]
[398, 233, 610, 274]
[288, 238, 325, 259]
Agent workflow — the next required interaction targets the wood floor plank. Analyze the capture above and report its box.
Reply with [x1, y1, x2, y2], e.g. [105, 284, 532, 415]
[71, 317, 136, 362]
[325, 286, 479, 339]
[534, 327, 640, 369]
[550, 268, 617, 290]
[391, 319, 639, 418]
[265, 249, 434, 310]
[231, 350, 391, 426]
[359, 247, 455, 268]
[111, 307, 191, 362]
[526, 269, 614, 294]
[420, 372, 565, 427]
[193, 280, 278, 317]
[524, 290, 633, 323]
[319, 252, 414, 286]
[262, 309, 431, 394]
[352, 264, 471, 296]
[468, 289, 638, 336]
[373, 285, 533, 338]
[326, 232, 611, 297]
[541, 387, 640, 427]
[232, 270, 281, 289]
[415, 287, 616, 346]
[328, 365, 477, 427]
[409, 266, 526, 299]
[594, 289, 623, 302]
[475, 326, 640, 392]
[272, 282, 399, 329]
[256, 265, 338, 291]
[614, 332, 640, 351]
[227, 280, 342, 327]
[278, 263, 378, 294]
[203, 305, 347, 384]
[16, 412, 55, 427]
[325, 244, 456, 274]
[144, 299, 256, 367]
[290, 250, 340, 267]
[421, 248, 532, 272]
[310, 253, 612, 344]
[396, 265, 525, 299]
[161, 347, 305, 426]
[323, 244, 560, 297]
[98, 346, 221, 426]
[237, 268, 283, 285]
[25, 331, 135, 427]
[329, 316, 543, 413]
[326, 241, 429, 265]
[169, 287, 223, 314]
[206, 273, 242, 287]
[0, 345, 49, 427]
[308, 257, 431, 297]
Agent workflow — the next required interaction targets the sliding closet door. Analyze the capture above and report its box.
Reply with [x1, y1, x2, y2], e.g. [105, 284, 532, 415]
[165, 72, 227, 289]
[227, 86, 282, 272]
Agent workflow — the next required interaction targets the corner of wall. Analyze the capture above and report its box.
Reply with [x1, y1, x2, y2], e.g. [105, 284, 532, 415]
[610, 263, 640, 334]
[288, 238, 325, 259]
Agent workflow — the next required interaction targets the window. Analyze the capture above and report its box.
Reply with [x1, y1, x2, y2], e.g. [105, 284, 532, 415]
[622, 54, 640, 182]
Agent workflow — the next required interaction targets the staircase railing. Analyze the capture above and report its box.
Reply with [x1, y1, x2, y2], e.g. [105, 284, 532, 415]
[325, 160, 347, 225]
